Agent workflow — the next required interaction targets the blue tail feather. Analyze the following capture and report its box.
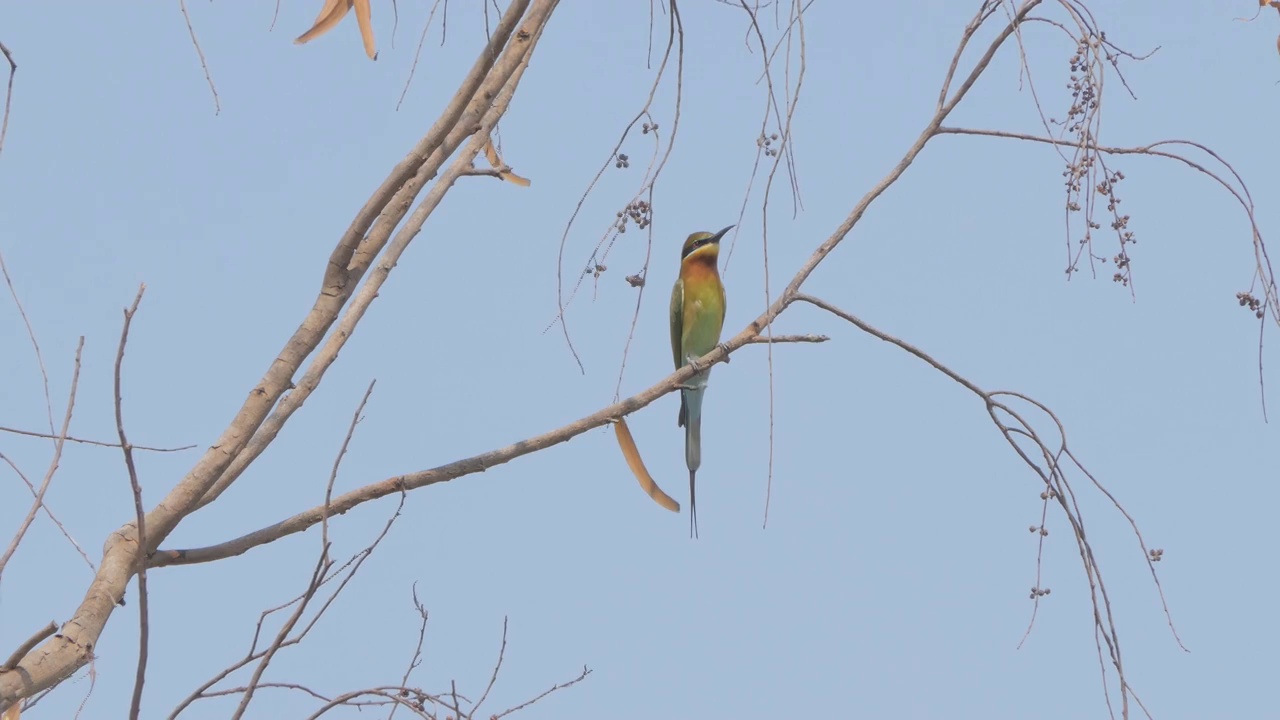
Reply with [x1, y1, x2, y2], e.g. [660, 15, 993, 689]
[682, 385, 705, 539]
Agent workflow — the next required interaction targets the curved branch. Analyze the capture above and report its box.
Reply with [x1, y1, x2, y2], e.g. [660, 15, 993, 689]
[152, 341, 731, 567]
[795, 291, 1174, 720]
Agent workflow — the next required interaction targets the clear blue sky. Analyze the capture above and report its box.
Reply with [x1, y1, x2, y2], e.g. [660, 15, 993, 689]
[1, 2, 1277, 718]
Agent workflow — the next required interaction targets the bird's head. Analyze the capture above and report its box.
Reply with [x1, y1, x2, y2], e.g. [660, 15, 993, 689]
[680, 225, 734, 262]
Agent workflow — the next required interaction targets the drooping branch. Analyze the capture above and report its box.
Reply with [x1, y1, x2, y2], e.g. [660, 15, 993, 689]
[936, 126, 1272, 311]
[792, 292, 1174, 720]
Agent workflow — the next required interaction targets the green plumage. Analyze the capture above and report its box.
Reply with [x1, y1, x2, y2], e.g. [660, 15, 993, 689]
[669, 226, 731, 538]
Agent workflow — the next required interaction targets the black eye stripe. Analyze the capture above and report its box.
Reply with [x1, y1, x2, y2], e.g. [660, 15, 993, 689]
[681, 235, 721, 259]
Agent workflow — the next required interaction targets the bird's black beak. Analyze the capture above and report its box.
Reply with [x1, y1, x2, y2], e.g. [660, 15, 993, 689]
[710, 225, 734, 244]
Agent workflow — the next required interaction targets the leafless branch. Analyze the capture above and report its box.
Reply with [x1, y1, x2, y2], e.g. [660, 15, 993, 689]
[169, 493, 406, 719]
[491, 665, 592, 720]
[0, 5, 1255, 719]
[793, 291, 1173, 720]
[397, 0, 450, 110]
[148, 0, 1051, 573]
[458, 165, 514, 179]
[178, 0, 220, 114]
[0, 41, 14, 158]
[200, 682, 332, 703]
[0, 2, 561, 708]
[0, 250, 53, 434]
[230, 547, 332, 720]
[324, 380, 377, 550]
[0, 426, 194, 452]
[0, 337, 84, 582]
[0, 452, 95, 572]
[113, 285, 150, 720]
[194, 0, 554, 513]
[304, 687, 436, 719]
[470, 616, 508, 718]
[551, 0, 685, 376]
[745, 333, 827, 344]
[385, 585, 430, 720]
[731, 0, 809, 527]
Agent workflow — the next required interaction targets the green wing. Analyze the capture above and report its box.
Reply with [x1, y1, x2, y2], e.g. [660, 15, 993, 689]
[669, 277, 685, 371]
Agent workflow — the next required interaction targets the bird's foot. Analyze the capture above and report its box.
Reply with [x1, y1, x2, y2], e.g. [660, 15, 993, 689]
[717, 342, 731, 363]
[677, 383, 700, 392]
[685, 355, 705, 373]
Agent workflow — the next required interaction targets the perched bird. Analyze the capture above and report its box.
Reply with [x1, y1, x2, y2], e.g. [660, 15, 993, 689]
[670, 225, 732, 538]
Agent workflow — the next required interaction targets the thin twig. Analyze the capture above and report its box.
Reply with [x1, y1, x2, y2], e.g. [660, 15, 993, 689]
[323, 380, 377, 550]
[794, 290, 1172, 719]
[470, 616, 508, 718]
[0, 41, 15, 158]
[230, 549, 332, 720]
[0, 426, 194, 452]
[734, 0, 808, 527]
[385, 584, 429, 720]
[169, 493, 406, 719]
[491, 665, 592, 720]
[0, 338, 84, 582]
[551, 0, 685, 375]
[0, 249, 54, 434]
[178, 0, 220, 114]
[114, 285, 149, 720]
[305, 687, 437, 719]
[397, 0, 448, 110]
[0, 452, 96, 572]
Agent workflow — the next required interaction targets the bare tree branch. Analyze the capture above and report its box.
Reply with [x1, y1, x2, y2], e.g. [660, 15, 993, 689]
[0, 41, 14, 158]
[552, 0, 687, 375]
[0, 5, 1256, 718]
[793, 291, 1175, 720]
[0, 2, 562, 707]
[231, 550, 331, 720]
[491, 665, 592, 720]
[385, 585, 430, 720]
[178, 0, 220, 114]
[0, 452, 95, 572]
[470, 616, 508, 719]
[194, 0, 554, 513]
[0, 250, 54, 435]
[114, 285, 149, 720]
[169, 493, 406, 719]
[744, 333, 827, 345]
[0, 426, 194, 453]
[0, 338, 84, 582]
[0, 452, 95, 573]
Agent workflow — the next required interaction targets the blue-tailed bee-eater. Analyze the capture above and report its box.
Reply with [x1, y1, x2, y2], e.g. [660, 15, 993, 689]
[670, 225, 732, 538]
